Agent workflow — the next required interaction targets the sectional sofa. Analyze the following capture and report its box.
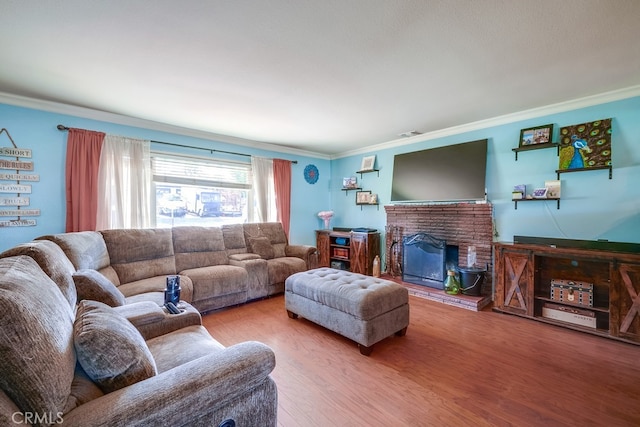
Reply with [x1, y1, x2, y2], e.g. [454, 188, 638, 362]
[38, 222, 317, 313]
[0, 222, 316, 426]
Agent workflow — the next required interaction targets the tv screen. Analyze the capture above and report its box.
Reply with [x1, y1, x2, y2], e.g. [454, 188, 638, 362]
[390, 139, 488, 203]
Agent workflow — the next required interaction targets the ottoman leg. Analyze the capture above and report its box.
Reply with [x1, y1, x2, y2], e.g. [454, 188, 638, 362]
[358, 344, 374, 356]
[395, 326, 408, 337]
[286, 310, 298, 319]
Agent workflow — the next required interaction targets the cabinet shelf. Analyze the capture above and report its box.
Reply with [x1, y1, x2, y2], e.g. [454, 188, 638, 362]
[513, 197, 560, 209]
[512, 143, 559, 160]
[534, 296, 609, 314]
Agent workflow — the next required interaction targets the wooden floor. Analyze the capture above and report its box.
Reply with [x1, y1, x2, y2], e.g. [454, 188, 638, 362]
[202, 294, 640, 427]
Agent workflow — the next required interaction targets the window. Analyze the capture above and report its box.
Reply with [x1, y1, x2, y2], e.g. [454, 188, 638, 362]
[151, 152, 253, 227]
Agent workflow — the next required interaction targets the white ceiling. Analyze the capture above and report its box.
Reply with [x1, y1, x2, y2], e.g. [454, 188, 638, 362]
[2, 0, 640, 156]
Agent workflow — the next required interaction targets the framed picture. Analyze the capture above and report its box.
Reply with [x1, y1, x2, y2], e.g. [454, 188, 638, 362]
[558, 118, 612, 170]
[356, 190, 371, 205]
[342, 176, 357, 189]
[519, 124, 553, 147]
[360, 155, 376, 171]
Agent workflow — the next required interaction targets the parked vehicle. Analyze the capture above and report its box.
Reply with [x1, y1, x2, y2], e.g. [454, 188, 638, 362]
[196, 191, 222, 217]
[158, 194, 188, 217]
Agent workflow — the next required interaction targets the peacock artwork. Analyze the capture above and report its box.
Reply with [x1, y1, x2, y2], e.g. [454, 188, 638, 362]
[558, 118, 612, 171]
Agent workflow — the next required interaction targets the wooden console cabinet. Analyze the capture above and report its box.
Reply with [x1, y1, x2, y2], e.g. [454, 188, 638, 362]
[494, 240, 640, 345]
[316, 230, 380, 276]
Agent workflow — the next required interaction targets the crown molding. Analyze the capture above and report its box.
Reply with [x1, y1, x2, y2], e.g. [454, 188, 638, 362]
[0, 92, 330, 160]
[332, 85, 640, 159]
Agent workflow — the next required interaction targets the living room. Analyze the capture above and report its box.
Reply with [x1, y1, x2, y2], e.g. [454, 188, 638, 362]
[2, 2, 640, 426]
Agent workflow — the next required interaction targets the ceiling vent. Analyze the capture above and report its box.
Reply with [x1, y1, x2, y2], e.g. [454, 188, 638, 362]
[398, 130, 423, 138]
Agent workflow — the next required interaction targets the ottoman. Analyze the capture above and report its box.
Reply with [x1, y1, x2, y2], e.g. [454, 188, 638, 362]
[285, 267, 409, 355]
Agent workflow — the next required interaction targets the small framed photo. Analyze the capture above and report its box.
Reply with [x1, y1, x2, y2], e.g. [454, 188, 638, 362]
[359, 155, 376, 171]
[342, 176, 357, 189]
[519, 124, 554, 147]
[356, 190, 371, 205]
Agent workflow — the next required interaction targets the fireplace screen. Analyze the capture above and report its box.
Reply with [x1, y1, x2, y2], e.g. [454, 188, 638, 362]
[402, 233, 447, 289]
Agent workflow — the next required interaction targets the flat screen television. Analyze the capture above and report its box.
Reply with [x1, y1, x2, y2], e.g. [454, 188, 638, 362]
[390, 139, 488, 203]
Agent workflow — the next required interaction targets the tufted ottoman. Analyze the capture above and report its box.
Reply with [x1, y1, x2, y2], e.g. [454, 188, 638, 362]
[285, 267, 409, 355]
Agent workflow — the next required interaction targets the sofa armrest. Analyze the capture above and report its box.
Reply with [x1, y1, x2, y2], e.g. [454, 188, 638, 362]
[229, 253, 262, 261]
[113, 301, 202, 340]
[286, 244, 318, 269]
[62, 341, 277, 426]
[113, 301, 165, 325]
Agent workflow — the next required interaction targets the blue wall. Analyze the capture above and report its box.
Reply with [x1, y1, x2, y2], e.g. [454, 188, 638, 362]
[2, 95, 639, 255]
[0, 103, 330, 251]
[329, 96, 640, 257]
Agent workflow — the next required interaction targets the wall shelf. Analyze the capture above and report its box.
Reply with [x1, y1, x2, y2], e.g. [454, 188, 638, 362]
[555, 165, 612, 179]
[356, 169, 379, 178]
[341, 187, 362, 195]
[512, 143, 559, 161]
[513, 198, 560, 210]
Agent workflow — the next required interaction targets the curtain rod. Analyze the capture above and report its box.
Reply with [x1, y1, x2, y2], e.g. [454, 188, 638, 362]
[56, 124, 297, 164]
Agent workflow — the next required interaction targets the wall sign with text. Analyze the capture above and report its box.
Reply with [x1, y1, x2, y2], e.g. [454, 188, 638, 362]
[0, 130, 40, 227]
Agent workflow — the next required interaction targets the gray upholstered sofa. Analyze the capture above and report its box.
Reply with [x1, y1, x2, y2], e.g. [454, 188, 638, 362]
[37, 222, 317, 313]
[0, 239, 277, 426]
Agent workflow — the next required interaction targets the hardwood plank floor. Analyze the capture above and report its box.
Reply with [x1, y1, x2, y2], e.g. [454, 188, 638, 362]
[202, 295, 640, 426]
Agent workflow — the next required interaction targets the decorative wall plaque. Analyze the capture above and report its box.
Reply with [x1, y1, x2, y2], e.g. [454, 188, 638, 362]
[0, 128, 40, 227]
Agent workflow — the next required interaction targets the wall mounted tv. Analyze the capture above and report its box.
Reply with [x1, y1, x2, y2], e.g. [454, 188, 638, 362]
[390, 139, 488, 203]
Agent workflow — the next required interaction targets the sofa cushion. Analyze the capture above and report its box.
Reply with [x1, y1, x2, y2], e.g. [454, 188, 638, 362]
[173, 226, 229, 271]
[37, 231, 111, 271]
[222, 223, 248, 255]
[74, 300, 157, 393]
[101, 228, 177, 284]
[244, 222, 288, 258]
[0, 256, 76, 419]
[73, 269, 126, 307]
[0, 239, 78, 307]
[248, 237, 275, 260]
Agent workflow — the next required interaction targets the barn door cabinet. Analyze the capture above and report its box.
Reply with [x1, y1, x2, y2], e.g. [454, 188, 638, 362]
[494, 240, 640, 345]
[316, 230, 380, 276]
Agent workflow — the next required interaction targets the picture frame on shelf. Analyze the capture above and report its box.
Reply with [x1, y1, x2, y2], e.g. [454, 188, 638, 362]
[360, 155, 376, 171]
[519, 124, 553, 147]
[342, 176, 357, 189]
[369, 193, 378, 204]
[356, 190, 371, 205]
[545, 180, 561, 198]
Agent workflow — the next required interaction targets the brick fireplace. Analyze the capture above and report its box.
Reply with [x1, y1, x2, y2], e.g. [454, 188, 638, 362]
[384, 203, 493, 296]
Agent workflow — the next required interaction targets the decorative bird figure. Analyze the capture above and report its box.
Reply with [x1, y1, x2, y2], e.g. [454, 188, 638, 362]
[559, 135, 592, 169]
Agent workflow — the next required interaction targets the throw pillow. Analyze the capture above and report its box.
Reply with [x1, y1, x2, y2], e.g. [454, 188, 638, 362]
[248, 237, 275, 260]
[74, 300, 157, 393]
[73, 269, 126, 307]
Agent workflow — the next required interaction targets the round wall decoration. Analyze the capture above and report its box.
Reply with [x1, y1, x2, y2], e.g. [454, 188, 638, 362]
[303, 164, 319, 184]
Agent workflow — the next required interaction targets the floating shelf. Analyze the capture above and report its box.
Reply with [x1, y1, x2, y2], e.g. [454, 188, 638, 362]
[512, 143, 559, 161]
[341, 187, 362, 195]
[555, 165, 612, 180]
[513, 198, 560, 210]
[356, 169, 379, 178]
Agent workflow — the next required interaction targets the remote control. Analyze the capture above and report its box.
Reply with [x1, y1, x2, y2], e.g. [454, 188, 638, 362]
[165, 301, 181, 314]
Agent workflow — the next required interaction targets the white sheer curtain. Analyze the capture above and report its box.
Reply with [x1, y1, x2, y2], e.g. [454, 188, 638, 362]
[251, 156, 276, 222]
[96, 135, 151, 229]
